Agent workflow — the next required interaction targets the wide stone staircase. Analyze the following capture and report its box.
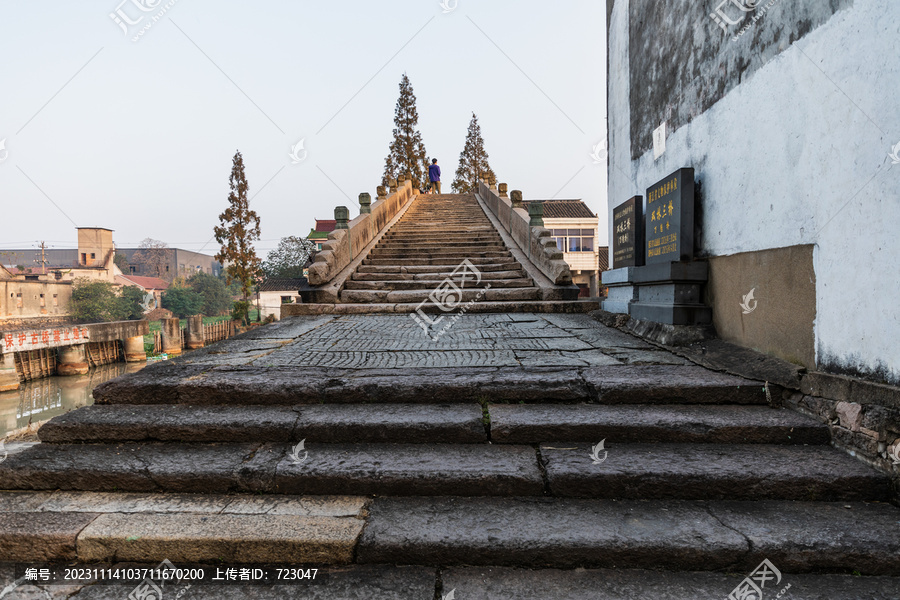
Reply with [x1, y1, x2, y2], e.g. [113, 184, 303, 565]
[342, 194, 540, 305]
[1, 313, 899, 598]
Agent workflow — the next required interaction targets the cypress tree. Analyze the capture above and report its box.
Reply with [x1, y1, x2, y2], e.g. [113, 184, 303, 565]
[382, 74, 428, 190]
[451, 113, 496, 194]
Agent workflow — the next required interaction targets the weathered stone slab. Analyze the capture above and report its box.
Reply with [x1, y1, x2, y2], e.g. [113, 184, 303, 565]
[441, 567, 900, 600]
[275, 444, 542, 497]
[358, 497, 746, 568]
[0, 443, 281, 493]
[540, 443, 889, 501]
[604, 349, 692, 365]
[39, 405, 299, 443]
[76, 513, 364, 563]
[89, 366, 592, 406]
[584, 365, 766, 404]
[291, 404, 486, 443]
[710, 501, 900, 574]
[0, 512, 99, 561]
[489, 404, 831, 445]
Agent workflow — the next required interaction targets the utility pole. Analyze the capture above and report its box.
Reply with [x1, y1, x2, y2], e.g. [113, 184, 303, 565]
[35, 241, 48, 275]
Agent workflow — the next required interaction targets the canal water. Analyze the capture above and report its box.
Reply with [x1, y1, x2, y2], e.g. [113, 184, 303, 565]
[0, 362, 146, 439]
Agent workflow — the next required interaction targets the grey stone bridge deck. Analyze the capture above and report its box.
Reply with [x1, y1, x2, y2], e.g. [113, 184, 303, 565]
[1, 313, 899, 598]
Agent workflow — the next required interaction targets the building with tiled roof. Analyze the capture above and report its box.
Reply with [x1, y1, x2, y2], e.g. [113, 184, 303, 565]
[307, 220, 337, 251]
[258, 278, 311, 320]
[524, 199, 601, 298]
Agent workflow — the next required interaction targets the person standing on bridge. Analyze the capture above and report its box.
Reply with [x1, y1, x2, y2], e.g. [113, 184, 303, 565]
[428, 158, 441, 194]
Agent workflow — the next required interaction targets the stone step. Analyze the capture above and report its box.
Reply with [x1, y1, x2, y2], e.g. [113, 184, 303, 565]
[3, 562, 898, 598]
[0, 492, 367, 564]
[4, 494, 900, 577]
[1, 441, 882, 500]
[383, 231, 500, 240]
[363, 257, 520, 266]
[377, 239, 504, 246]
[343, 278, 535, 290]
[358, 497, 900, 572]
[90, 364, 752, 407]
[369, 246, 511, 255]
[365, 250, 512, 259]
[351, 269, 528, 281]
[356, 262, 521, 274]
[38, 404, 487, 444]
[441, 568, 900, 600]
[0, 443, 544, 496]
[339, 287, 542, 304]
[539, 442, 890, 501]
[39, 403, 821, 446]
[489, 403, 830, 444]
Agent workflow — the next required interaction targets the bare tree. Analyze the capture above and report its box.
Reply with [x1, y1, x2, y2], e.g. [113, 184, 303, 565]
[132, 238, 172, 279]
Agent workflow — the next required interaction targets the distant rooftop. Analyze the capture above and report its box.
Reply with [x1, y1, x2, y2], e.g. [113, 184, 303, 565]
[117, 275, 170, 290]
[524, 200, 597, 219]
[259, 278, 309, 292]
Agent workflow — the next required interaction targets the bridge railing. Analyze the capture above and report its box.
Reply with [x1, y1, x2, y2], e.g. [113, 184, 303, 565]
[308, 180, 415, 286]
[476, 181, 573, 286]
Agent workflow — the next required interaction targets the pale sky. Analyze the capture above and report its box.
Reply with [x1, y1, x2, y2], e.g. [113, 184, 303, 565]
[0, 0, 608, 259]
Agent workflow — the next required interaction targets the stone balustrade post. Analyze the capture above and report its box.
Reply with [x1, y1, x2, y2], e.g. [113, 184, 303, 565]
[499, 183, 509, 198]
[0, 352, 19, 392]
[376, 186, 387, 200]
[359, 192, 372, 215]
[528, 200, 545, 227]
[511, 190, 524, 209]
[124, 335, 147, 363]
[57, 344, 89, 376]
[161, 317, 182, 356]
[185, 315, 205, 350]
[335, 206, 350, 229]
[388, 179, 398, 193]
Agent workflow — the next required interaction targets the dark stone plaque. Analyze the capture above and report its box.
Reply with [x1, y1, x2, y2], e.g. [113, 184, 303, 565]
[645, 168, 695, 264]
[612, 196, 644, 268]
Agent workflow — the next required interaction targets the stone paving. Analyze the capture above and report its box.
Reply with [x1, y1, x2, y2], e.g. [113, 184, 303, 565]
[175, 313, 689, 369]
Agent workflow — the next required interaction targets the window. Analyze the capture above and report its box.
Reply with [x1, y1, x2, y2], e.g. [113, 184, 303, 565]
[40, 293, 45, 308]
[281, 296, 294, 304]
[90, 253, 96, 259]
[553, 228, 596, 252]
[52, 294, 58, 307]
[81, 253, 87, 264]
[16, 292, 22, 308]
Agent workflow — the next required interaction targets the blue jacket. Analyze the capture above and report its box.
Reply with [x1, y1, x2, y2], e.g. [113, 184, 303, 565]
[428, 164, 441, 182]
